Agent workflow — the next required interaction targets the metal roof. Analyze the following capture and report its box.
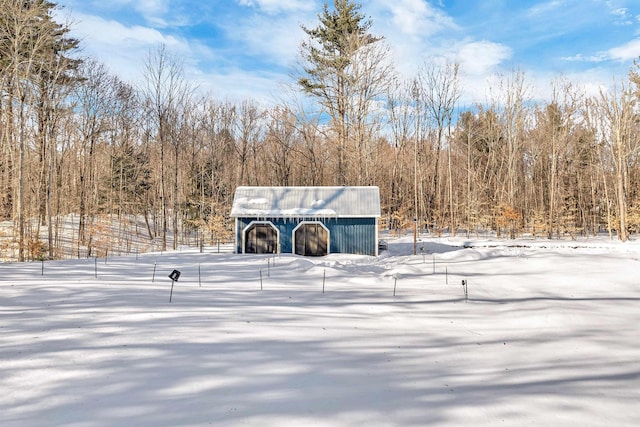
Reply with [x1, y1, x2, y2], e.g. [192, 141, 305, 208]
[230, 186, 381, 218]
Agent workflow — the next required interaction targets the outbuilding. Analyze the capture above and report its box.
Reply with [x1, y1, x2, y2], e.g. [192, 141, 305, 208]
[230, 186, 381, 256]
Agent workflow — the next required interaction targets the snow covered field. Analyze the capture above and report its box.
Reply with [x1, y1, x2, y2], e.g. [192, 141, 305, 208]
[2, 236, 640, 426]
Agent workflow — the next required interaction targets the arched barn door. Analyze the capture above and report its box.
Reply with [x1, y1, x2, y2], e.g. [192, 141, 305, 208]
[294, 222, 328, 256]
[244, 223, 278, 254]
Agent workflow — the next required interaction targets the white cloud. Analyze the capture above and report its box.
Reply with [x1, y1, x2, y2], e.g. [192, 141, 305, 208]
[608, 38, 640, 61]
[611, 7, 628, 17]
[373, 0, 457, 39]
[365, 1, 512, 103]
[236, 0, 314, 15]
[561, 53, 609, 62]
[137, 0, 169, 14]
[385, 0, 457, 37]
[56, 0, 636, 106]
[89, 0, 170, 25]
[366, 0, 459, 78]
[561, 38, 640, 64]
[610, 7, 634, 25]
[103, 0, 168, 15]
[220, 11, 310, 69]
[455, 40, 513, 76]
[526, 0, 563, 16]
[63, 12, 195, 83]
[75, 15, 170, 46]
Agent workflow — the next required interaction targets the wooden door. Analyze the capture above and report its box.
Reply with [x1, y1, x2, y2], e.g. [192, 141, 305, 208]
[245, 224, 277, 254]
[295, 223, 328, 256]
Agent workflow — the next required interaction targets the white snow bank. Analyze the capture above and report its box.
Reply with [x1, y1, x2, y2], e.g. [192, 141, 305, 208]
[1, 236, 639, 426]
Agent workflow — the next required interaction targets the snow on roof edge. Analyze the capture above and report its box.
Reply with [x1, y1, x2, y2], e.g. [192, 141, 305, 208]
[230, 186, 381, 218]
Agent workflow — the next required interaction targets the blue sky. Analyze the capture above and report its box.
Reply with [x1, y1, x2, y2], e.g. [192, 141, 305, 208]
[54, 0, 640, 104]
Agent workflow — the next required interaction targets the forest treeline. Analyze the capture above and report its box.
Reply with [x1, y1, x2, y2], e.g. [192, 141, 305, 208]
[2, 0, 640, 261]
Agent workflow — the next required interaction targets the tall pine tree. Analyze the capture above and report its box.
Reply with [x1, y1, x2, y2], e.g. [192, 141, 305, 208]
[298, 0, 389, 185]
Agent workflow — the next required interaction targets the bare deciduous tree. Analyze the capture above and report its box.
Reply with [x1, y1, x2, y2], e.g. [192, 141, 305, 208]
[140, 44, 194, 250]
[416, 60, 461, 233]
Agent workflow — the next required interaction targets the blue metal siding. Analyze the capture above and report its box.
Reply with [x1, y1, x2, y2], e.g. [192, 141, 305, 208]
[326, 218, 377, 255]
[235, 217, 377, 256]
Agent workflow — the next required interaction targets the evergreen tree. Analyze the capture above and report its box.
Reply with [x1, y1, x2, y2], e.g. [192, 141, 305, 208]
[298, 0, 388, 185]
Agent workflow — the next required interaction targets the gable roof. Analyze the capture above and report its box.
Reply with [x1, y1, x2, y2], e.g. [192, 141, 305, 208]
[230, 186, 380, 218]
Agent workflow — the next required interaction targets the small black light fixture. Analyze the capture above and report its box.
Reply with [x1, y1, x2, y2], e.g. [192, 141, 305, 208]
[169, 270, 181, 302]
[169, 269, 181, 282]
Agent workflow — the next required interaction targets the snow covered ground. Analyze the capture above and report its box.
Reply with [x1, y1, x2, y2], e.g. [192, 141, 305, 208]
[2, 235, 640, 426]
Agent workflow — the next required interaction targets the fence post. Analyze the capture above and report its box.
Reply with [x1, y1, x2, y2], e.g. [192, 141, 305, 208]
[462, 279, 468, 302]
[323, 269, 326, 293]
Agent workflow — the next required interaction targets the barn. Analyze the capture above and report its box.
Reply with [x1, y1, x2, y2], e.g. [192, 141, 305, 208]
[230, 186, 381, 256]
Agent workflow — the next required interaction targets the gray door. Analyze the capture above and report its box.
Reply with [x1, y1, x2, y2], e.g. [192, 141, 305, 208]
[245, 224, 277, 254]
[295, 223, 328, 256]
